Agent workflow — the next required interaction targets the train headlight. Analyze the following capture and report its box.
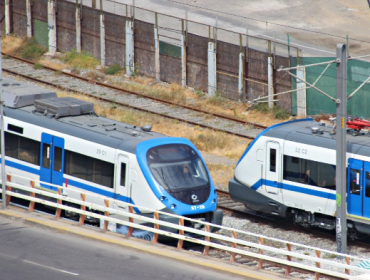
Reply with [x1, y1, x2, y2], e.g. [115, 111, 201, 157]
[212, 199, 216, 203]
[160, 196, 167, 201]
[170, 204, 176, 210]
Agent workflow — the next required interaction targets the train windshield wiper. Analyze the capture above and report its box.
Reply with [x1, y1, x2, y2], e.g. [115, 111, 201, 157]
[161, 167, 172, 192]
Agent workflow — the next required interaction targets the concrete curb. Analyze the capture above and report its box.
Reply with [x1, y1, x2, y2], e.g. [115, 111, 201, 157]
[0, 206, 291, 280]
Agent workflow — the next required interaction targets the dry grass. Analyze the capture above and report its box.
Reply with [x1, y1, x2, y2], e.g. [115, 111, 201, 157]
[207, 164, 235, 188]
[2, 36, 24, 53]
[56, 90, 249, 160]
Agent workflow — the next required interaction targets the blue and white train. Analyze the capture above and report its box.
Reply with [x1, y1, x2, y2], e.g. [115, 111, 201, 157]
[1, 78, 222, 232]
[229, 118, 370, 238]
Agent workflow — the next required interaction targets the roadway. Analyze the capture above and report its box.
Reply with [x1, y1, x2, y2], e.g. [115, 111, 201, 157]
[0, 209, 285, 280]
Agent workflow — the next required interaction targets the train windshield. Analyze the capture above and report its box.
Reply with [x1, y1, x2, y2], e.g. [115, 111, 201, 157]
[147, 144, 209, 192]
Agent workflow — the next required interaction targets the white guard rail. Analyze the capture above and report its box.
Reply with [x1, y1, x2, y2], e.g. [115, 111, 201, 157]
[1, 173, 370, 280]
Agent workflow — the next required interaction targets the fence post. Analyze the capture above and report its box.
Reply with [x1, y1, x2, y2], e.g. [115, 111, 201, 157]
[55, 187, 62, 218]
[154, 13, 160, 82]
[127, 205, 134, 237]
[229, 231, 237, 263]
[28, 180, 36, 211]
[26, 0, 32, 37]
[181, 19, 187, 88]
[152, 212, 159, 243]
[314, 250, 321, 280]
[177, 218, 184, 249]
[79, 193, 86, 225]
[100, 13, 106, 66]
[257, 237, 264, 270]
[285, 243, 292, 276]
[125, 20, 134, 76]
[6, 175, 11, 205]
[75, 3, 81, 53]
[203, 224, 210, 256]
[103, 199, 109, 231]
[345, 256, 350, 275]
[207, 42, 216, 96]
[5, 0, 10, 35]
[47, 0, 57, 54]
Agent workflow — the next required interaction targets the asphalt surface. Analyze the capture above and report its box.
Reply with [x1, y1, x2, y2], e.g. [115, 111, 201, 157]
[0, 206, 291, 280]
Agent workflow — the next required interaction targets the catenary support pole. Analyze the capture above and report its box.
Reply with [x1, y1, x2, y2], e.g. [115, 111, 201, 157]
[336, 43, 347, 255]
[0, 16, 6, 209]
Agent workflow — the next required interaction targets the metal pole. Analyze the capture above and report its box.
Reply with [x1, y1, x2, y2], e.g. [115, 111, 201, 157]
[0, 17, 6, 209]
[335, 43, 347, 255]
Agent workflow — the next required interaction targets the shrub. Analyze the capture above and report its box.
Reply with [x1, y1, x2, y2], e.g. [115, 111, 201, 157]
[18, 38, 47, 61]
[104, 64, 123, 75]
[61, 50, 99, 69]
[207, 91, 224, 106]
[33, 63, 44, 70]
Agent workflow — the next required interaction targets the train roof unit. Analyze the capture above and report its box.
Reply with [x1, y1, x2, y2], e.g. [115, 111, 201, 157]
[2, 78, 164, 153]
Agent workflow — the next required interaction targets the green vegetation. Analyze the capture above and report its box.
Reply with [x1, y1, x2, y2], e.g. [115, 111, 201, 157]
[17, 38, 47, 61]
[33, 63, 44, 70]
[61, 50, 100, 69]
[207, 91, 224, 106]
[104, 64, 123, 75]
[251, 102, 290, 120]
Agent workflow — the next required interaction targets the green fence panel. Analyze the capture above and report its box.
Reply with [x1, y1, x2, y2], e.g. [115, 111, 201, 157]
[291, 57, 370, 119]
[159, 41, 181, 58]
[34, 19, 48, 49]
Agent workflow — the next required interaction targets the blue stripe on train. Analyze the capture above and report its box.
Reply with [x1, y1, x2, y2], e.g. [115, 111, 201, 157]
[251, 179, 336, 200]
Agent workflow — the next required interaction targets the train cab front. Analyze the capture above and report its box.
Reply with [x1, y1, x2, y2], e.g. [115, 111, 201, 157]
[136, 138, 223, 234]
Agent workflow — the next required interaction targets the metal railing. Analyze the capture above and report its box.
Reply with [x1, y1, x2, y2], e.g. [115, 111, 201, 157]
[1, 172, 370, 279]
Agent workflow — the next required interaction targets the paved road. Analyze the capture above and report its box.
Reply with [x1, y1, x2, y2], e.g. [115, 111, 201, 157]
[0, 215, 251, 280]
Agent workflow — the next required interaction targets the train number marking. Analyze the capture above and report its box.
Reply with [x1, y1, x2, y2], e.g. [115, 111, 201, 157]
[191, 205, 205, 210]
[295, 147, 307, 154]
[97, 149, 107, 156]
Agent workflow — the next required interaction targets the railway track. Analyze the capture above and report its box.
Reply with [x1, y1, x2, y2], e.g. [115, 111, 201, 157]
[1, 53, 267, 140]
[216, 189, 370, 250]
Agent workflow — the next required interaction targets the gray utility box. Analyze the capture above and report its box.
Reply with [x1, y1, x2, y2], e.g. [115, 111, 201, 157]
[34, 97, 94, 118]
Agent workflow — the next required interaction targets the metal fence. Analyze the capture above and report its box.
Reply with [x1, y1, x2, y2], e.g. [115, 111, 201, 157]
[2, 172, 370, 280]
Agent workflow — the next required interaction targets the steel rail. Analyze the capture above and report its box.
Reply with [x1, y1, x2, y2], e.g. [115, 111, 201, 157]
[216, 190, 370, 251]
[1, 52, 268, 131]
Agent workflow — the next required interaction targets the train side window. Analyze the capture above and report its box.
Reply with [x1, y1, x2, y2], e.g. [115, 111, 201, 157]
[53, 147, 63, 172]
[349, 169, 361, 195]
[64, 150, 114, 188]
[42, 143, 50, 169]
[120, 163, 127, 186]
[269, 148, 276, 172]
[366, 172, 370, 198]
[5, 132, 40, 166]
[8, 124, 23, 134]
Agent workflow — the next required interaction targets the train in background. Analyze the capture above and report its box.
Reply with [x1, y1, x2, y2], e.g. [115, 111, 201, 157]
[0, 77, 222, 233]
[229, 118, 370, 238]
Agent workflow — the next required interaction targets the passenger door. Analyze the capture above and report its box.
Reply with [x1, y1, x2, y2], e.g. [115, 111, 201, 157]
[114, 154, 130, 210]
[40, 133, 65, 191]
[347, 159, 370, 218]
[265, 141, 280, 194]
